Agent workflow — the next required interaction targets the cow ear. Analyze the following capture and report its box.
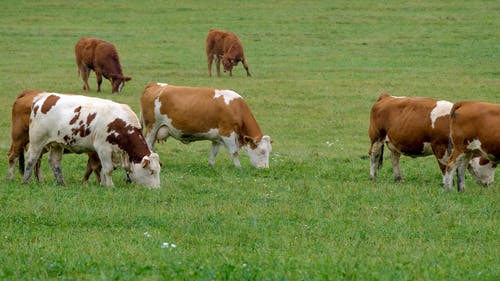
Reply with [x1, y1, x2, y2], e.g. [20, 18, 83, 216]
[244, 135, 258, 149]
[142, 157, 150, 168]
[124, 76, 132, 82]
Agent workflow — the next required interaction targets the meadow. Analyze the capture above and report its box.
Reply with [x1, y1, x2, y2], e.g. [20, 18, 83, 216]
[0, 0, 498, 280]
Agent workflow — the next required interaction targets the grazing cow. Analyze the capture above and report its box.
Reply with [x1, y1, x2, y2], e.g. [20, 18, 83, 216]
[75, 37, 131, 93]
[444, 101, 499, 191]
[23, 93, 161, 188]
[368, 93, 495, 185]
[206, 29, 251, 77]
[140, 82, 271, 168]
[7, 90, 102, 183]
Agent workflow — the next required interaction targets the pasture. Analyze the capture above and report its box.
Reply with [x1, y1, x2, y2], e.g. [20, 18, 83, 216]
[0, 0, 498, 280]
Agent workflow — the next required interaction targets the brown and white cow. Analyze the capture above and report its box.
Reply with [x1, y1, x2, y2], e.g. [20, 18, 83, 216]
[140, 83, 271, 168]
[444, 101, 499, 191]
[75, 37, 131, 93]
[23, 93, 161, 187]
[7, 90, 101, 183]
[206, 29, 251, 77]
[368, 93, 495, 185]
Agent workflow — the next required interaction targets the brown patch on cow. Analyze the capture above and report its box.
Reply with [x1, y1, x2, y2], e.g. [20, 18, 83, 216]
[70, 112, 96, 138]
[86, 112, 96, 125]
[70, 106, 82, 125]
[41, 95, 60, 114]
[33, 105, 39, 116]
[106, 118, 150, 164]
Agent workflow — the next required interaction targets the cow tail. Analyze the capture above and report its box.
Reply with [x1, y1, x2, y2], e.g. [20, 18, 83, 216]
[19, 150, 25, 174]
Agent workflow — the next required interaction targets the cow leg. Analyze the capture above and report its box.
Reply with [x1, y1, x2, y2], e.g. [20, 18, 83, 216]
[221, 134, 241, 168]
[96, 150, 114, 187]
[455, 153, 470, 192]
[207, 54, 214, 77]
[215, 56, 221, 77]
[443, 150, 466, 191]
[242, 58, 251, 77]
[369, 141, 384, 180]
[96, 72, 103, 92]
[209, 142, 221, 166]
[81, 66, 91, 91]
[389, 150, 403, 182]
[22, 146, 44, 184]
[48, 146, 65, 185]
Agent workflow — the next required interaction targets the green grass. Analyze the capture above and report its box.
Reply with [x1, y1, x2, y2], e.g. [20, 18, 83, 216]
[0, 0, 499, 280]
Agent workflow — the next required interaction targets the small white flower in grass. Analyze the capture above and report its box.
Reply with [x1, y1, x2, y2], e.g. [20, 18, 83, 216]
[326, 141, 333, 147]
[171, 243, 177, 248]
[161, 242, 169, 248]
[143, 232, 152, 238]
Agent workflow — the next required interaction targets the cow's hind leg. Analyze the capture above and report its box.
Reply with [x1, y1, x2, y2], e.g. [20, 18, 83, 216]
[369, 141, 384, 180]
[242, 58, 251, 77]
[215, 56, 222, 77]
[96, 72, 103, 92]
[207, 54, 214, 77]
[389, 149, 403, 182]
[80, 66, 91, 91]
[48, 146, 65, 185]
[23, 146, 44, 184]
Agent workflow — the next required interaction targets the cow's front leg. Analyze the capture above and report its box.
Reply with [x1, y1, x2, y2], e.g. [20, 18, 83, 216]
[48, 146, 65, 185]
[99, 163, 114, 187]
[209, 142, 221, 166]
[221, 134, 241, 168]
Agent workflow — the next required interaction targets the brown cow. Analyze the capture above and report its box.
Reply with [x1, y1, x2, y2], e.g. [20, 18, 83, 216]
[206, 29, 251, 77]
[444, 101, 499, 191]
[141, 83, 271, 168]
[74, 37, 131, 93]
[368, 93, 495, 185]
[8, 90, 102, 183]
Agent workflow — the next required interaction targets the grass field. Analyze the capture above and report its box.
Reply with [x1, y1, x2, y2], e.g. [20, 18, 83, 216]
[0, 0, 499, 280]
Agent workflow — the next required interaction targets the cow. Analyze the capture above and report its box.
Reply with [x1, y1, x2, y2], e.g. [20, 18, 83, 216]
[140, 82, 272, 168]
[23, 93, 161, 188]
[74, 37, 131, 93]
[206, 29, 251, 77]
[368, 93, 495, 185]
[8, 90, 102, 183]
[444, 101, 499, 192]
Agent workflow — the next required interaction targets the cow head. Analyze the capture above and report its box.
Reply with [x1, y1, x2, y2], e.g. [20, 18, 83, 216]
[222, 54, 240, 73]
[128, 153, 161, 188]
[110, 74, 132, 93]
[467, 156, 496, 186]
[244, 135, 272, 168]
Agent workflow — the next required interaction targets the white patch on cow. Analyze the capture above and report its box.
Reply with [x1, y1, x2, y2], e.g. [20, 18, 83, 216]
[430, 100, 453, 128]
[467, 139, 482, 150]
[392, 95, 407, 99]
[421, 142, 433, 155]
[157, 82, 168, 87]
[214, 89, 241, 105]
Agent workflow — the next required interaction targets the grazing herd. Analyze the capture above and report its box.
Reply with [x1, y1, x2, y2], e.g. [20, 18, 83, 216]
[369, 93, 498, 191]
[7, 30, 498, 192]
[8, 30, 269, 188]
